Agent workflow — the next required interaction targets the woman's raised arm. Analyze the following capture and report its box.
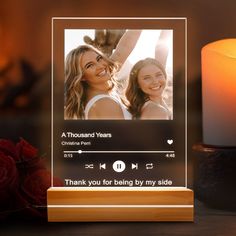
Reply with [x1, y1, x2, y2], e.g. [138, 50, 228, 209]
[110, 30, 142, 67]
[155, 30, 172, 68]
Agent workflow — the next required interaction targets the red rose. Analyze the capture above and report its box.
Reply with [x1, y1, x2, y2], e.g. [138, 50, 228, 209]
[0, 139, 19, 161]
[19, 169, 63, 218]
[0, 151, 19, 217]
[0, 137, 64, 219]
[15, 138, 45, 171]
[16, 138, 38, 161]
[21, 169, 63, 206]
[0, 151, 18, 191]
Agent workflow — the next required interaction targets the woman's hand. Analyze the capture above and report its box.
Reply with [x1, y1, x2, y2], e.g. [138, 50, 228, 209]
[84, 29, 126, 56]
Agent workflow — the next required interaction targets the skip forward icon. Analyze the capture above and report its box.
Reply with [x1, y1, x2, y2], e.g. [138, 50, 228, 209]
[131, 163, 138, 170]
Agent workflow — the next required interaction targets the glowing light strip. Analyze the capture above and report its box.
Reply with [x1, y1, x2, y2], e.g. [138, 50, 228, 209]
[52, 17, 187, 20]
[185, 18, 188, 188]
[51, 18, 54, 187]
[48, 204, 193, 208]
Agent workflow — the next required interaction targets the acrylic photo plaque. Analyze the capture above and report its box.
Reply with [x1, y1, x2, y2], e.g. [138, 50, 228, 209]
[47, 17, 193, 222]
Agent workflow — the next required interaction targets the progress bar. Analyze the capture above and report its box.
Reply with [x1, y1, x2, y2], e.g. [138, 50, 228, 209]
[63, 150, 175, 154]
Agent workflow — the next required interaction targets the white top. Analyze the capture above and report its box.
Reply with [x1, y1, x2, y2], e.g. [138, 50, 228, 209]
[142, 100, 172, 120]
[84, 94, 132, 120]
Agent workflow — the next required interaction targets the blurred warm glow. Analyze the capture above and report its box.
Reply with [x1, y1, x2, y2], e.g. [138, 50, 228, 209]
[202, 39, 236, 146]
[0, 55, 9, 70]
[204, 39, 236, 58]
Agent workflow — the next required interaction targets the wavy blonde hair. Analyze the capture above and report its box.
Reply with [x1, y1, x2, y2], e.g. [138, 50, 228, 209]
[64, 45, 119, 119]
[126, 58, 167, 119]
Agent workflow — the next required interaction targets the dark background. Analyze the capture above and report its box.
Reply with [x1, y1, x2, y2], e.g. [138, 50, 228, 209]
[0, 0, 236, 235]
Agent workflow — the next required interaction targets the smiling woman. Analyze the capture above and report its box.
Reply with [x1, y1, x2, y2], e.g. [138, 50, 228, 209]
[126, 58, 171, 119]
[80, 51, 112, 88]
[126, 30, 173, 120]
[64, 30, 141, 120]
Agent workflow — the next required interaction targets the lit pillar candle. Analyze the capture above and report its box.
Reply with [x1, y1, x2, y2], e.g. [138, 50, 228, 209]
[201, 39, 236, 147]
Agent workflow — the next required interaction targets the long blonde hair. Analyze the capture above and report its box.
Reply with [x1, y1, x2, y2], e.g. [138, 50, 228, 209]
[126, 58, 167, 119]
[64, 45, 119, 119]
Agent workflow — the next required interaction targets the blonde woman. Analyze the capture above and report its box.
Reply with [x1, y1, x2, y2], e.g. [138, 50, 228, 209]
[64, 30, 141, 120]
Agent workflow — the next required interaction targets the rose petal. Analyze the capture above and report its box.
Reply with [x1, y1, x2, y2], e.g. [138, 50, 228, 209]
[16, 138, 38, 161]
[0, 151, 19, 190]
[0, 139, 19, 161]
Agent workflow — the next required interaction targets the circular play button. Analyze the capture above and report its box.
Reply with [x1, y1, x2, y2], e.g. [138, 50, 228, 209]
[112, 160, 126, 173]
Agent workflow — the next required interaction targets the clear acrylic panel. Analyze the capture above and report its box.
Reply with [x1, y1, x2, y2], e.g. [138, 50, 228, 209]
[52, 17, 187, 188]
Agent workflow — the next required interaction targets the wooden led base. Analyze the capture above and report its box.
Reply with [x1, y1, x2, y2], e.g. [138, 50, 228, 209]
[47, 187, 194, 222]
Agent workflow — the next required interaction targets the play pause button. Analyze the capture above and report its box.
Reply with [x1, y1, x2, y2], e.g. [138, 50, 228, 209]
[113, 160, 126, 173]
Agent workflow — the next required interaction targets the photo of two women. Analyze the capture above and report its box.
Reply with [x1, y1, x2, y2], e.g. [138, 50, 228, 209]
[64, 29, 173, 120]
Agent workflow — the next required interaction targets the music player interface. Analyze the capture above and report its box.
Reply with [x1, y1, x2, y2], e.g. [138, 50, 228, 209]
[52, 18, 187, 188]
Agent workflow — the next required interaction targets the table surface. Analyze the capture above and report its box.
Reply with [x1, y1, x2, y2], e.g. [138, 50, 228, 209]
[1, 200, 236, 236]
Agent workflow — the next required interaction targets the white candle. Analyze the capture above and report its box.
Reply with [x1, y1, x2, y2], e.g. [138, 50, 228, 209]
[201, 39, 236, 147]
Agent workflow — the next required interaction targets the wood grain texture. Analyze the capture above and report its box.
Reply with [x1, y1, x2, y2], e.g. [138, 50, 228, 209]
[47, 187, 194, 222]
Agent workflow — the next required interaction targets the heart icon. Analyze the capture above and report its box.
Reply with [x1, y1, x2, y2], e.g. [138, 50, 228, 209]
[167, 139, 173, 145]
